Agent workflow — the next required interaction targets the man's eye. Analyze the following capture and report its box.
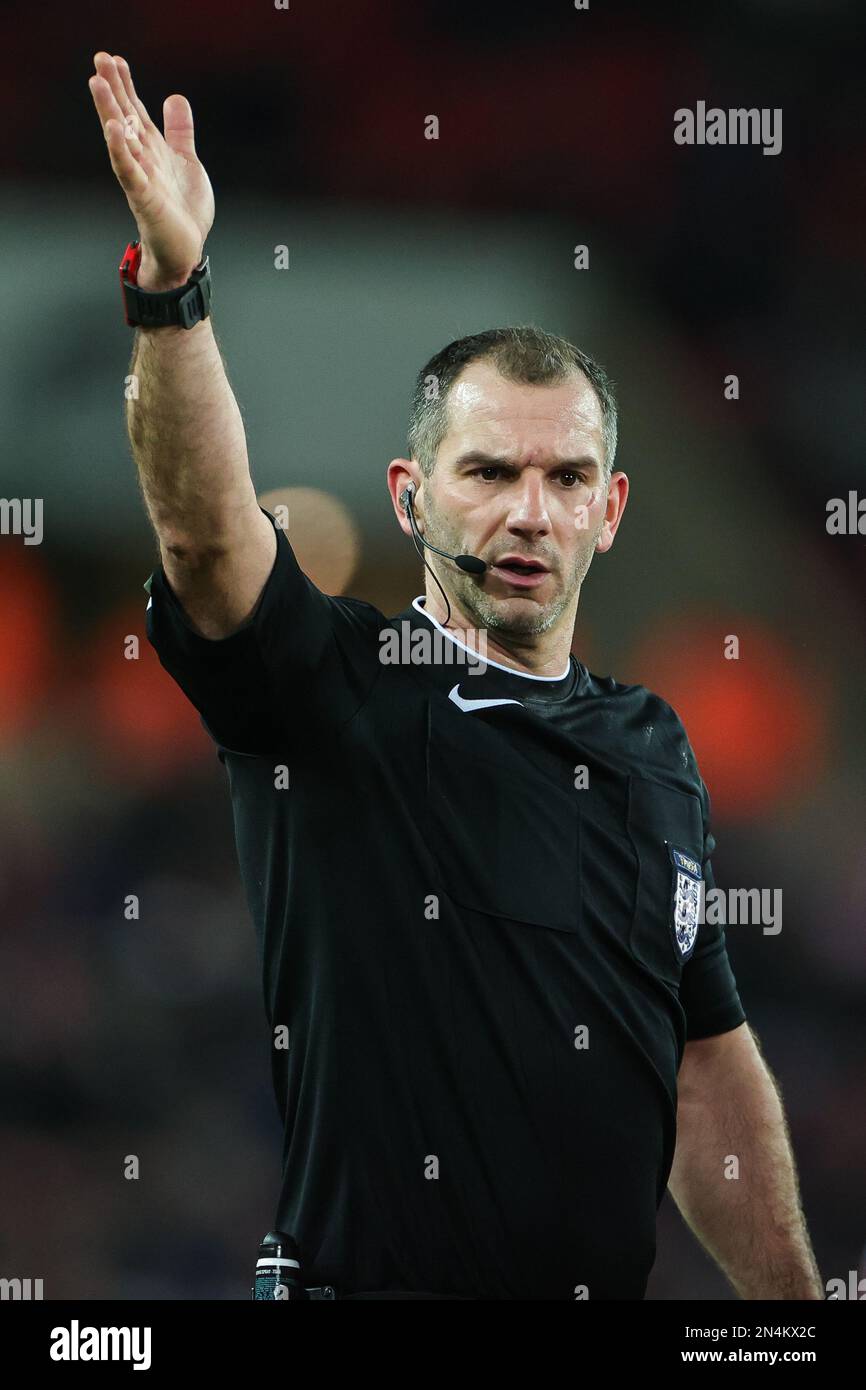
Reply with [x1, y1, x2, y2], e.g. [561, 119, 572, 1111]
[469, 467, 584, 485]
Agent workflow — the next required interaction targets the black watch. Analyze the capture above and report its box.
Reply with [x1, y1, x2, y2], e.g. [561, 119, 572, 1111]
[119, 240, 212, 329]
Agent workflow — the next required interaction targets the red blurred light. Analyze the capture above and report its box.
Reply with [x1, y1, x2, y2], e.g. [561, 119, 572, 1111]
[0, 547, 56, 739]
[628, 611, 830, 820]
[82, 604, 214, 780]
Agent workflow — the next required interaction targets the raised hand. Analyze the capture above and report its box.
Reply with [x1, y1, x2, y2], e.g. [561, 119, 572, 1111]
[88, 52, 215, 290]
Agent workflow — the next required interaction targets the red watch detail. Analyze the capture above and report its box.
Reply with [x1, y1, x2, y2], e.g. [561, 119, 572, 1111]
[119, 239, 142, 288]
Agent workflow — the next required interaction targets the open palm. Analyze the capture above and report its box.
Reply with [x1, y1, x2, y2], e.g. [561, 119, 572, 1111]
[88, 52, 214, 284]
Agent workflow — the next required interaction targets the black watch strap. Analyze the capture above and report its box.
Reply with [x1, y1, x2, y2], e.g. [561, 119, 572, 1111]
[119, 241, 212, 329]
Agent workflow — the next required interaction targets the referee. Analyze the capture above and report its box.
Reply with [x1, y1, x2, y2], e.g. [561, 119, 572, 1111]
[90, 53, 824, 1301]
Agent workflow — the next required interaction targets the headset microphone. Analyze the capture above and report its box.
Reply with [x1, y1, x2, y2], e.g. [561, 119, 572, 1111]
[399, 486, 487, 576]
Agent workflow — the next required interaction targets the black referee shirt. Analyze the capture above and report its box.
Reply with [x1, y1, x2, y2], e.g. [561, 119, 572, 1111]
[145, 506, 746, 1300]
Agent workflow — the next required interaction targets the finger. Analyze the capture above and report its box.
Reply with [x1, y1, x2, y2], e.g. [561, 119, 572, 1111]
[90, 78, 144, 162]
[113, 54, 156, 134]
[162, 93, 197, 158]
[88, 73, 126, 132]
[90, 66, 143, 151]
[104, 118, 149, 197]
[93, 52, 136, 129]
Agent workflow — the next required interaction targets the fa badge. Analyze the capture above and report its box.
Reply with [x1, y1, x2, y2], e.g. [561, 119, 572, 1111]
[667, 845, 702, 961]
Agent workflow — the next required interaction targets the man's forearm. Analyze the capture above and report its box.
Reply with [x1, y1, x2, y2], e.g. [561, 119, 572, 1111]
[668, 1027, 823, 1299]
[126, 313, 258, 553]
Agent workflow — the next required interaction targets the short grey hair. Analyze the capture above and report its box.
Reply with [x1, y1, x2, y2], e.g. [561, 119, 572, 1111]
[406, 325, 618, 483]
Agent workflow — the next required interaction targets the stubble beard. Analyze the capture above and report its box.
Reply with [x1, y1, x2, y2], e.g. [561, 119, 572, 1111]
[422, 491, 603, 637]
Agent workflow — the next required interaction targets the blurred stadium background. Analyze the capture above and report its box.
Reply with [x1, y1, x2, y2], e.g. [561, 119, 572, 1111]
[0, 0, 864, 1298]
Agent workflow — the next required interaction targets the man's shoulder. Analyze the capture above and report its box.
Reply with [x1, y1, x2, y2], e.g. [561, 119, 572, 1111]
[326, 592, 387, 635]
[581, 666, 703, 795]
[582, 666, 684, 725]
[332, 593, 384, 621]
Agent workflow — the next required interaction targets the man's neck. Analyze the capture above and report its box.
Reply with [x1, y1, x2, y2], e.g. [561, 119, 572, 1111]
[419, 589, 576, 679]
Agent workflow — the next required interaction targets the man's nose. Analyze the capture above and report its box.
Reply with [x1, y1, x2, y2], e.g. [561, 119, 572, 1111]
[506, 473, 551, 534]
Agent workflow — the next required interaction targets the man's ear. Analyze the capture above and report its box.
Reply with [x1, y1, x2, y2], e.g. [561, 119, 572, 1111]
[387, 457, 423, 536]
[595, 471, 628, 552]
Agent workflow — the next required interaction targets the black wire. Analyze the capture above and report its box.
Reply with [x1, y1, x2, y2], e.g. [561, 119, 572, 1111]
[404, 490, 454, 627]
[409, 526, 452, 627]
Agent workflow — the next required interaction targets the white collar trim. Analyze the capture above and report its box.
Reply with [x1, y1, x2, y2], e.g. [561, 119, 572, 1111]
[411, 596, 572, 682]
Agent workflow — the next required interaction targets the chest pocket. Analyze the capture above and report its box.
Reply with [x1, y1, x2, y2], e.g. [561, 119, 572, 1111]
[626, 774, 704, 986]
[425, 697, 580, 932]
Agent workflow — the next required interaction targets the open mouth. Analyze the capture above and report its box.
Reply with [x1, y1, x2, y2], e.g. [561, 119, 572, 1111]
[490, 557, 550, 588]
[496, 557, 548, 575]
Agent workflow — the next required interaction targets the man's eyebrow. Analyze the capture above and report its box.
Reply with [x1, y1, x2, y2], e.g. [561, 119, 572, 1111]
[452, 451, 601, 475]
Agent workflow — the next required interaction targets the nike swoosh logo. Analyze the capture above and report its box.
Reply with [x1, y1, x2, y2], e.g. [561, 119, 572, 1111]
[448, 684, 523, 713]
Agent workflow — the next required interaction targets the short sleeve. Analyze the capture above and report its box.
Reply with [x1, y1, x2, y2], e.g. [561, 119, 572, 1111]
[144, 506, 382, 754]
[678, 777, 747, 1040]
